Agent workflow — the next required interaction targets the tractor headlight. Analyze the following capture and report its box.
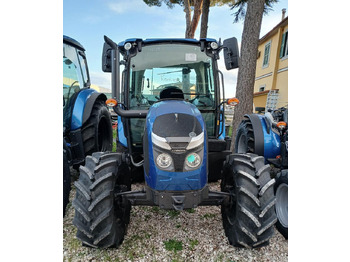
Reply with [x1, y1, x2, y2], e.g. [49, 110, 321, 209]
[185, 153, 201, 169]
[156, 153, 173, 169]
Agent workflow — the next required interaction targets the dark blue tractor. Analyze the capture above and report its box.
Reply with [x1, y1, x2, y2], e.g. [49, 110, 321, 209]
[235, 106, 288, 239]
[63, 36, 113, 216]
[72, 36, 277, 248]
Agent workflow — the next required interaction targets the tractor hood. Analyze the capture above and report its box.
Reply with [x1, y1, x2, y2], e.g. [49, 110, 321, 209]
[143, 100, 208, 191]
[146, 100, 205, 149]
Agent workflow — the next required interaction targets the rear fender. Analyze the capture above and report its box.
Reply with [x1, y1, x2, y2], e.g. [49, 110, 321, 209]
[70, 89, 107, 130]
[245, 114, 281, 159]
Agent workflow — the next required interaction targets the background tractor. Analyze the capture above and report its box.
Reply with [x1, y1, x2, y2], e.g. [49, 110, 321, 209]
[72, 35, 277, 248]
[63, 35, 113, 216]
[235, 106, 288, 239]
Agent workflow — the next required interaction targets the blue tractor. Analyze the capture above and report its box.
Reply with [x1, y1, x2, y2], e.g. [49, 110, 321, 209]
[235, 106, 288, 239]
[63, 36, 113, 216]
[72, 36, 277, 248]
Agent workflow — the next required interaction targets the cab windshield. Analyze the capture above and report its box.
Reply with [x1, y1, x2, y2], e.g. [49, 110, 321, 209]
[128, 43, 216, 109]
[127, 43, 217, 146]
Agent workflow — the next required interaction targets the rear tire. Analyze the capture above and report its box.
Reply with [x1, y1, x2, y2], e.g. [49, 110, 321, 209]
[221, 153, 277, 248]
[81, 100, 113, 156]
[72, 152, 131, 248]
[275, 170, 288, 239]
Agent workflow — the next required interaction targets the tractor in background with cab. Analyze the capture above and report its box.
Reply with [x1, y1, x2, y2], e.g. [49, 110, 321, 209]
[235, 106, 288, 239]
[63, 35, 113, 216]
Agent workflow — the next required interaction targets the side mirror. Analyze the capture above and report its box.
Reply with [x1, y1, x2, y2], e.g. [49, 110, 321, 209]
[223, 37, 239, 70]
[102, 42, 112, 72]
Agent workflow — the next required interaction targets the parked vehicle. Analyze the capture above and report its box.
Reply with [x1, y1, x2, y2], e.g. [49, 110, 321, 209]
[235, 106, 288, 239]
[72, 35, 277, 248]
[63, 35, 113, 216]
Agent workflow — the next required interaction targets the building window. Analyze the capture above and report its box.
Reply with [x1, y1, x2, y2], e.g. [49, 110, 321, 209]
[263, 41, 271, 68]
[280, 30, 288, 59]
[259, 85, 265, 92]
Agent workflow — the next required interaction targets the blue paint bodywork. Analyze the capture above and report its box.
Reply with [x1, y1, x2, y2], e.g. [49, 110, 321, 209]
[144, 100, 207, 191]
[117, 114, 128, 147]
[257, 115, 281, 159]
[70, 89, 97, 130]
[218, 107, 225, 140]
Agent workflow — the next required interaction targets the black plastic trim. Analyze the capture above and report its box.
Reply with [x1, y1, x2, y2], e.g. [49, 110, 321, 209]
[245, 114, 264, 156]
[68, 129, 85, 166]
[82, 92, 107, 125]
[113, 106, 148, 118]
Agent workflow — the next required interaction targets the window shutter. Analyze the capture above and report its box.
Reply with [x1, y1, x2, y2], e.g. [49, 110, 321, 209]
[263, 43, 270, 67]
[280, 32, 286, 58]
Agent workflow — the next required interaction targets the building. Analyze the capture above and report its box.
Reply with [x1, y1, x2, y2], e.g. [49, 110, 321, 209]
[253, 10, 288, 111]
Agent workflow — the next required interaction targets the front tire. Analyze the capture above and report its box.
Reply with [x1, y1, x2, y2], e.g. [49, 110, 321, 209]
[81, 100, 113, 156]
[221, 153, 277, 248]
[72, 152, 131, 248]
[275, 170, 288, 239]
[63, 145, 71, 217]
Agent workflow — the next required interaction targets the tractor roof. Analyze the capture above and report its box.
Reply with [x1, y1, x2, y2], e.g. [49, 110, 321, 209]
[63, 35, 85, 51]
[118, 38, 217, 47]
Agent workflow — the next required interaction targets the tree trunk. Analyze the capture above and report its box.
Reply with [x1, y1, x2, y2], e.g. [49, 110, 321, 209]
[184, 0, 203, 38]
[184, 0, 192, 38]
[230, 0, 265, 152]
[200, 0, 210, 38]
[189, 0, 203, 38]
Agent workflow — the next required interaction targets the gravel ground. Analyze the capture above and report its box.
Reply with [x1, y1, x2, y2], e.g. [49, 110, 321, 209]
[63, 179, 288, 262]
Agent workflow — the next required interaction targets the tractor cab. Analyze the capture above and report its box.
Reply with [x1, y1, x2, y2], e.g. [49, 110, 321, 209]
[103, 36, 239, 181]
[63, 35, 91, 132]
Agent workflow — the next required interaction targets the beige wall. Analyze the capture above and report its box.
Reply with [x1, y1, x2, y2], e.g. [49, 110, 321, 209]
[275, 70, 288, 108]
[253, 21, 288, 109]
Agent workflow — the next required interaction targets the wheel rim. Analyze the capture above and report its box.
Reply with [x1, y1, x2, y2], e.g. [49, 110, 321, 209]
[237, 134, 247, 153]
[275, 183, 288, 228]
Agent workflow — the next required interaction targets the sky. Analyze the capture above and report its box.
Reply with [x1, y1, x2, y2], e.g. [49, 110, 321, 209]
[63, 0, 288, 98]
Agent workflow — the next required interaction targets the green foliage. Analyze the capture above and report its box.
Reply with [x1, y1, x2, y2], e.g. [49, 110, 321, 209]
[144, 0, 234, 8]
[189, 239, 199, 250]
[201, 213, 216, 219]
[143, 0, 183, 9]
[112, 129, 117, 152]
[164, 239, 183, 253]
[185, 208, 195, 213]
[151, 206, 160, 213]
[230, 0, 279, 23]
[167, 210, 180, 218]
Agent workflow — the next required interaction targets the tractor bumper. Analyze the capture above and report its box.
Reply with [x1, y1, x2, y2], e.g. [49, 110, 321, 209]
[119, 186, 230, 210]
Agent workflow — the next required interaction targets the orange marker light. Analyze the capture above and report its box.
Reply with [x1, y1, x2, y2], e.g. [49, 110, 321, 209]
[277, 121, 287, 129]
[106, 98, 118, 107]
[227, 97, 239, 106]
